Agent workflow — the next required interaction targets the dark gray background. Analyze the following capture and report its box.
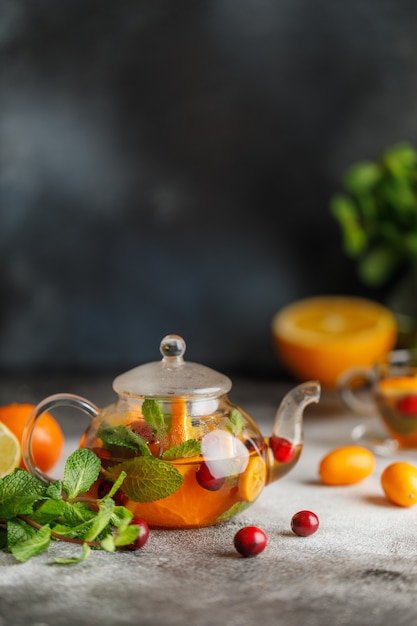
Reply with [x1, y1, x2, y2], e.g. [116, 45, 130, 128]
[1, 0, 416, 378]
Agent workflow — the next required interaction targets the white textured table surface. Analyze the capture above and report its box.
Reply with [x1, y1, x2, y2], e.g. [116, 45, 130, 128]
[1, 376, 417, 626]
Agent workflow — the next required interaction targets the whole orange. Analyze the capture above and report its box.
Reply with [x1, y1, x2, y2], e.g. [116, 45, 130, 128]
[380, 461, 417, 507]
[0, 403, 64, 472]
[319, 445, 376, 485]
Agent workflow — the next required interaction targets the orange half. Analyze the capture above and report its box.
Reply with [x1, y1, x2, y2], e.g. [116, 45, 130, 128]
[272, 296, 397, 388]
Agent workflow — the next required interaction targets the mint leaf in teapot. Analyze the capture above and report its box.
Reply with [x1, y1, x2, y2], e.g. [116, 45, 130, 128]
[63, 448, 101, 500]
[106, 456, 184, 502]
[226, 409, 244, 436]
[162, 439, 202, 460]
[142, 399, 166, 433]
[97, 422, 151, 456]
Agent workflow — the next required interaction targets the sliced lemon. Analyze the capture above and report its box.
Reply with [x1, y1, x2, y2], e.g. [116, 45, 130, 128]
[0, 422, 21, 477]
[239, 456, 267, 502]
[272, 296, 397, 388]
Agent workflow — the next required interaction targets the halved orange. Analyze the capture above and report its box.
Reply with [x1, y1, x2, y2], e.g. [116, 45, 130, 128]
[0, 422, 21, 477]
[272, 296, 397, 388]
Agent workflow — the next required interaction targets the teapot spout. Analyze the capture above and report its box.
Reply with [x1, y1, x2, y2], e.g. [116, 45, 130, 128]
[266, 381, 321, 484]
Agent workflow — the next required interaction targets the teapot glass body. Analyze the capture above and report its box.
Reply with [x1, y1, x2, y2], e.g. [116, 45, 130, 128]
[22, 335, 320, 529]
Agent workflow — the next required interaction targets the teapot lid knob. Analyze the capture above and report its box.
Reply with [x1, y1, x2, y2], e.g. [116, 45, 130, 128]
[112, 334, 232, 397]
[160, 335, 186, 360]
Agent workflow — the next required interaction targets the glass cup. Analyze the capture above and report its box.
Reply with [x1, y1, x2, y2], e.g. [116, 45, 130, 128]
[338, 349, 417, 454]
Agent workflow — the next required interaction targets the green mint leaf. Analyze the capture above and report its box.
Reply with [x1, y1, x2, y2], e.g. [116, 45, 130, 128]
[83, 498, 115, 542]
[31, 499, 66, 524]
[52, 501, 109, 540]
[113, 524, 139, 547]
[162, 439, 202, 460]
[0, 469, 47, 519]
[49, 522, 79, 538]
[97, 422, 150, 456]
[226, 409, 244, 436]
[60, 501, 96, 527]
[101, 471, 126, 501]
[215, 501, 250, 524]
[100, 534, 116, 552]
[110, 505, 133, 531]
[54, 542, 90, 565]
[63, 449, 101, 500]
[7, 519, 37, 547]
[46, 480, 63, 500]
[142, 399, 165, 432]
[97, 470, 128, 504]
[52, 518, 102, 541]
[106, 457, 183, 503]
[9, 525, 51, 563]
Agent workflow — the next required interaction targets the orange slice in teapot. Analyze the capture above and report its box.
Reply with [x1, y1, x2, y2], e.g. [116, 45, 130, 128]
[239, 456, 267, 502]
[167, 397, 197, 448]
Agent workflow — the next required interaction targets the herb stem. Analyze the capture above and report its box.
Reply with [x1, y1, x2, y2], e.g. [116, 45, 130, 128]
[19, 516, 101, 547]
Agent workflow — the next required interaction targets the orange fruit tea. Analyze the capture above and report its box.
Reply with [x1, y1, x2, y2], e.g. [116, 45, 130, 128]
[375, 376, 417, 447]
[80, 398, 300, 529]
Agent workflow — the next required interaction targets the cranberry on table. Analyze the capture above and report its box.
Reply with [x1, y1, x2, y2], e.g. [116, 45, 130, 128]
[196, 461, 225, 491]
[269, 435, 294, 463]
[291, 510, 319, 536]
[234, 526, 268, 557]
[123, 518, 150, 551]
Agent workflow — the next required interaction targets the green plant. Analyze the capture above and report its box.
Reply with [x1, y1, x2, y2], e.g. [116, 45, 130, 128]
[330, 142, 417, 287]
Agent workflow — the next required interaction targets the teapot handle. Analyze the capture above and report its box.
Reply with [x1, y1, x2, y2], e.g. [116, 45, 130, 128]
[337, 367, 376, 415]
[22, 393, 99, 485]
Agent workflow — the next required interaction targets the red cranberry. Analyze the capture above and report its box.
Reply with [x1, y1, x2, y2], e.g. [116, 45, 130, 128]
[130, 419, 154, 442]
[90, 447, 112, 460]
[196, 461, 225, 491]
[123, 517, 149, 551]
[234, 526, 268, 557]
[269, 436, 294, 463]
[291, 510, 319, 536]
[397, 395, 417, 416]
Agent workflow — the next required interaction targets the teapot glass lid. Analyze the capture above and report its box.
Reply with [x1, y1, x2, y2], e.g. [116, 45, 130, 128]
[113, 334, 232, 398]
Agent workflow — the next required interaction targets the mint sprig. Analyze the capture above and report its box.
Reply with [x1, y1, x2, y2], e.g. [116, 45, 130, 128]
[0, 449, 139, 564]
[106, 456, 184, 503]
[97, 422, 151, 456]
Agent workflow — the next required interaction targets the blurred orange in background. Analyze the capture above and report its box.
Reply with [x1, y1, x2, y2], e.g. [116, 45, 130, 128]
[271, 296, 397, 388]
[0, 403, 64, 473]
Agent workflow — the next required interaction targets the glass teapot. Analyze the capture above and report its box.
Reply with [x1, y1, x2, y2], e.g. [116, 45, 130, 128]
[22, 335, 320, 529]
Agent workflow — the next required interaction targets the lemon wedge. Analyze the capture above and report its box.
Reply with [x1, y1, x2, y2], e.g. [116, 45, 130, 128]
[0, 422, 21, 477]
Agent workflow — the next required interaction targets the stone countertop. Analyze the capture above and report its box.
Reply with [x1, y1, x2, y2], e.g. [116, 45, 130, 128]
[1, 375, 417, 626]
